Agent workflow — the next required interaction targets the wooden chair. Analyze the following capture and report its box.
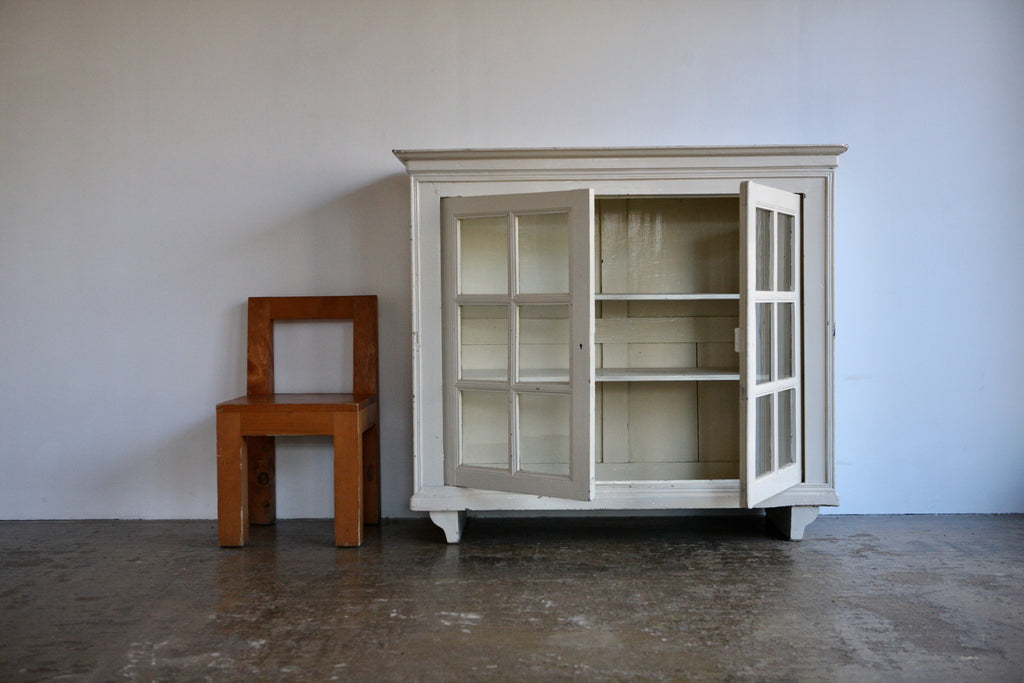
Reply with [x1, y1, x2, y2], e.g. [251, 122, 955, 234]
[216, 296, 379, 547]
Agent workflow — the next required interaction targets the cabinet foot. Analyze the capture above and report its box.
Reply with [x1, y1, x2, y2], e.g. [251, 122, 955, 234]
[765, 506, 819, 540]
[429, 511, 466, 544]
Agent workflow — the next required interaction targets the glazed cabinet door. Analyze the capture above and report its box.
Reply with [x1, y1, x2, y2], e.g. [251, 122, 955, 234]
[442, 190, 595, 500]
[740, 181, 803, 507]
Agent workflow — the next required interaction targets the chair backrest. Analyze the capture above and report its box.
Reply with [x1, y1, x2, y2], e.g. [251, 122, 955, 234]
[246, 296, 378, 396]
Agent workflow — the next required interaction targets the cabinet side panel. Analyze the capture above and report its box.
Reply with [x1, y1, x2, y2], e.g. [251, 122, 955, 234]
[799, 179, 831, 486]
[414, 184, 447, 489]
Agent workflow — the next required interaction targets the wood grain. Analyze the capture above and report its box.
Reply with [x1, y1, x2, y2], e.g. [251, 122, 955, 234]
[217, 296, 379, 547]
[245, 436, 276, 525]
[216, 412, 247, 547]
[333, 411, 363, 547]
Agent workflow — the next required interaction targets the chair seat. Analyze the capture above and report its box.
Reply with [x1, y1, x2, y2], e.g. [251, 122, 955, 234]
[217, 393, 378, 438]
[218, 393, 377, 410]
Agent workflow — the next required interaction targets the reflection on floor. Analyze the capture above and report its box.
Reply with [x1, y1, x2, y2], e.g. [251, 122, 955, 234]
[1, 514, 1022, 680]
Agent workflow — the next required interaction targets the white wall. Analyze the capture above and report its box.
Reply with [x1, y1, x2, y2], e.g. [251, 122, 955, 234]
[1, 0, 1021, 519]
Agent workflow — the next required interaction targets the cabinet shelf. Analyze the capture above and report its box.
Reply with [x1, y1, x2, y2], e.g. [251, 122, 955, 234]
[596, 367, 739, 382]
[461, 369, 570, 383]
[463, 368, 740, 382]
[595, 293, 739, 301]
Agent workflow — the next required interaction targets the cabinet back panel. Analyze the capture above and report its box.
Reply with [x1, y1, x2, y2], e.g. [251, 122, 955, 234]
[595, 300, 740, 373]
[596, 197, 739, 295]
[595, 381, 740, 480]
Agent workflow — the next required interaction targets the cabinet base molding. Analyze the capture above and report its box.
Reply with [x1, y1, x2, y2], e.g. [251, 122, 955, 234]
[412, 483, 838, 513]
[422, 503, 825, 543]
[765, 506, 820, 540]
[417, 486, 834, 542]
[428, 510, 466, 544]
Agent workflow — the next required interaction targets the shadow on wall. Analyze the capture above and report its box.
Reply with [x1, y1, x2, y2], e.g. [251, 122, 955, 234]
[225, 172, 414, 520]
[282, 173, 413, 519]
[89, 173, 415, 520]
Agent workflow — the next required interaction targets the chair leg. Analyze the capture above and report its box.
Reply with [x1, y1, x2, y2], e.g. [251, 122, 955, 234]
[217, 412, 248, 547]
[246, 436, 276, 525]
[333, 411, 364, 547]
[362, 423, 381, 525]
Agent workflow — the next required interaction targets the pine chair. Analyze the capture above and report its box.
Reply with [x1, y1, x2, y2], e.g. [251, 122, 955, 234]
[216, 296, 379, 547]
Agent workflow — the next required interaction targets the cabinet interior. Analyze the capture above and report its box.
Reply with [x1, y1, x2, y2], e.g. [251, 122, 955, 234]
[594, 195, 741, 481]
[454, 194, 745, 483]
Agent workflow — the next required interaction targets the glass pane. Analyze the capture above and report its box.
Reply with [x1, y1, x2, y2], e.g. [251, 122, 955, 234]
[756, 208, 773, 291]
[459, 215, 508, 294]
[756, 394, 773, 477]
[460, 305, 508, 381]
[518, 393, 571, 477]
[756, 303, 772, 384]
[777, 302, 793, 380]
[518, 305, 570, 383]
[460, 390, 509, 470]
[779, 388, 796, 468]
[517, 212, 570, 294]
[777, 212, 795, 292]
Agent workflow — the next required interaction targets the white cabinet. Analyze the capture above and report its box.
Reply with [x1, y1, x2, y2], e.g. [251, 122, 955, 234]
[395, 146, 846, 542]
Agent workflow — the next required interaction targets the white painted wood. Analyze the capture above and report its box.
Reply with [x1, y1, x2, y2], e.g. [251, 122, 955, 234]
[765, 506, 820, 541]
[429, 510, 466, 544]
[596, 368, 739, 381]
[596, 317, 736, 344]
[596, 380, 740, 476]
[740, 181, 803, 508]
[595, 293, 740, 300]
[398, 146, 844, 542]
[394, 145, 848, 166]
[442, 189, 595, 501]
[597, 382, 628, 465]
[410, 483, 839, 512]
[628, 382, 698, 463]
[596, 198, 628, 293]
[699, 342, 738, 370]
[596, 461, 738, 481]
[801, 181, 833, 487]
[594, 196, 739, 296]
[697, 381, 740, 465]
[596, 299, 630, 465]
[627, 342, 696, 370]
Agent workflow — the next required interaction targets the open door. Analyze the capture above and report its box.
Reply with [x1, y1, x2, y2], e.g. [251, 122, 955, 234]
[740, 182, 803, 507]
[441, 189, 594, 500]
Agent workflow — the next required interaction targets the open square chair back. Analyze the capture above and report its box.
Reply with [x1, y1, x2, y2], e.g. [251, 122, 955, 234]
[216, 295, 379, 547]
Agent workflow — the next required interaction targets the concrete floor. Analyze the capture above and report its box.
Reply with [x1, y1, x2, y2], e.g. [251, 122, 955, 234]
[1, 515, 1021, 682]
